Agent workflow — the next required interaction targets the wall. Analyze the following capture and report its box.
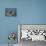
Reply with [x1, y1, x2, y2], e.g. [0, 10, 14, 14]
[0, 0, 46, 44]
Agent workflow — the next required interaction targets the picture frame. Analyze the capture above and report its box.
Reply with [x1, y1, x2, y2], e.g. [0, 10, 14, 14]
[5, 8, 17, 17]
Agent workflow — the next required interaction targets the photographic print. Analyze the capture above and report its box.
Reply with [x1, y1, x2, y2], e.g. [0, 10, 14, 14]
[5, 8, 17, 16]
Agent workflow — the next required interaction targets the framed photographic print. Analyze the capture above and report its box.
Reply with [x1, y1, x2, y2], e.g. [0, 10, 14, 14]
[5, 8, 17, 17]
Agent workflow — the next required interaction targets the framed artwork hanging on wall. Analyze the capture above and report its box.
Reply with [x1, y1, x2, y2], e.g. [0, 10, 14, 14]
[5, 8, 17, 17]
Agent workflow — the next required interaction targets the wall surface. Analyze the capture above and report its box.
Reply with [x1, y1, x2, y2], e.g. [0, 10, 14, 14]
[0, 0, 46, 45]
